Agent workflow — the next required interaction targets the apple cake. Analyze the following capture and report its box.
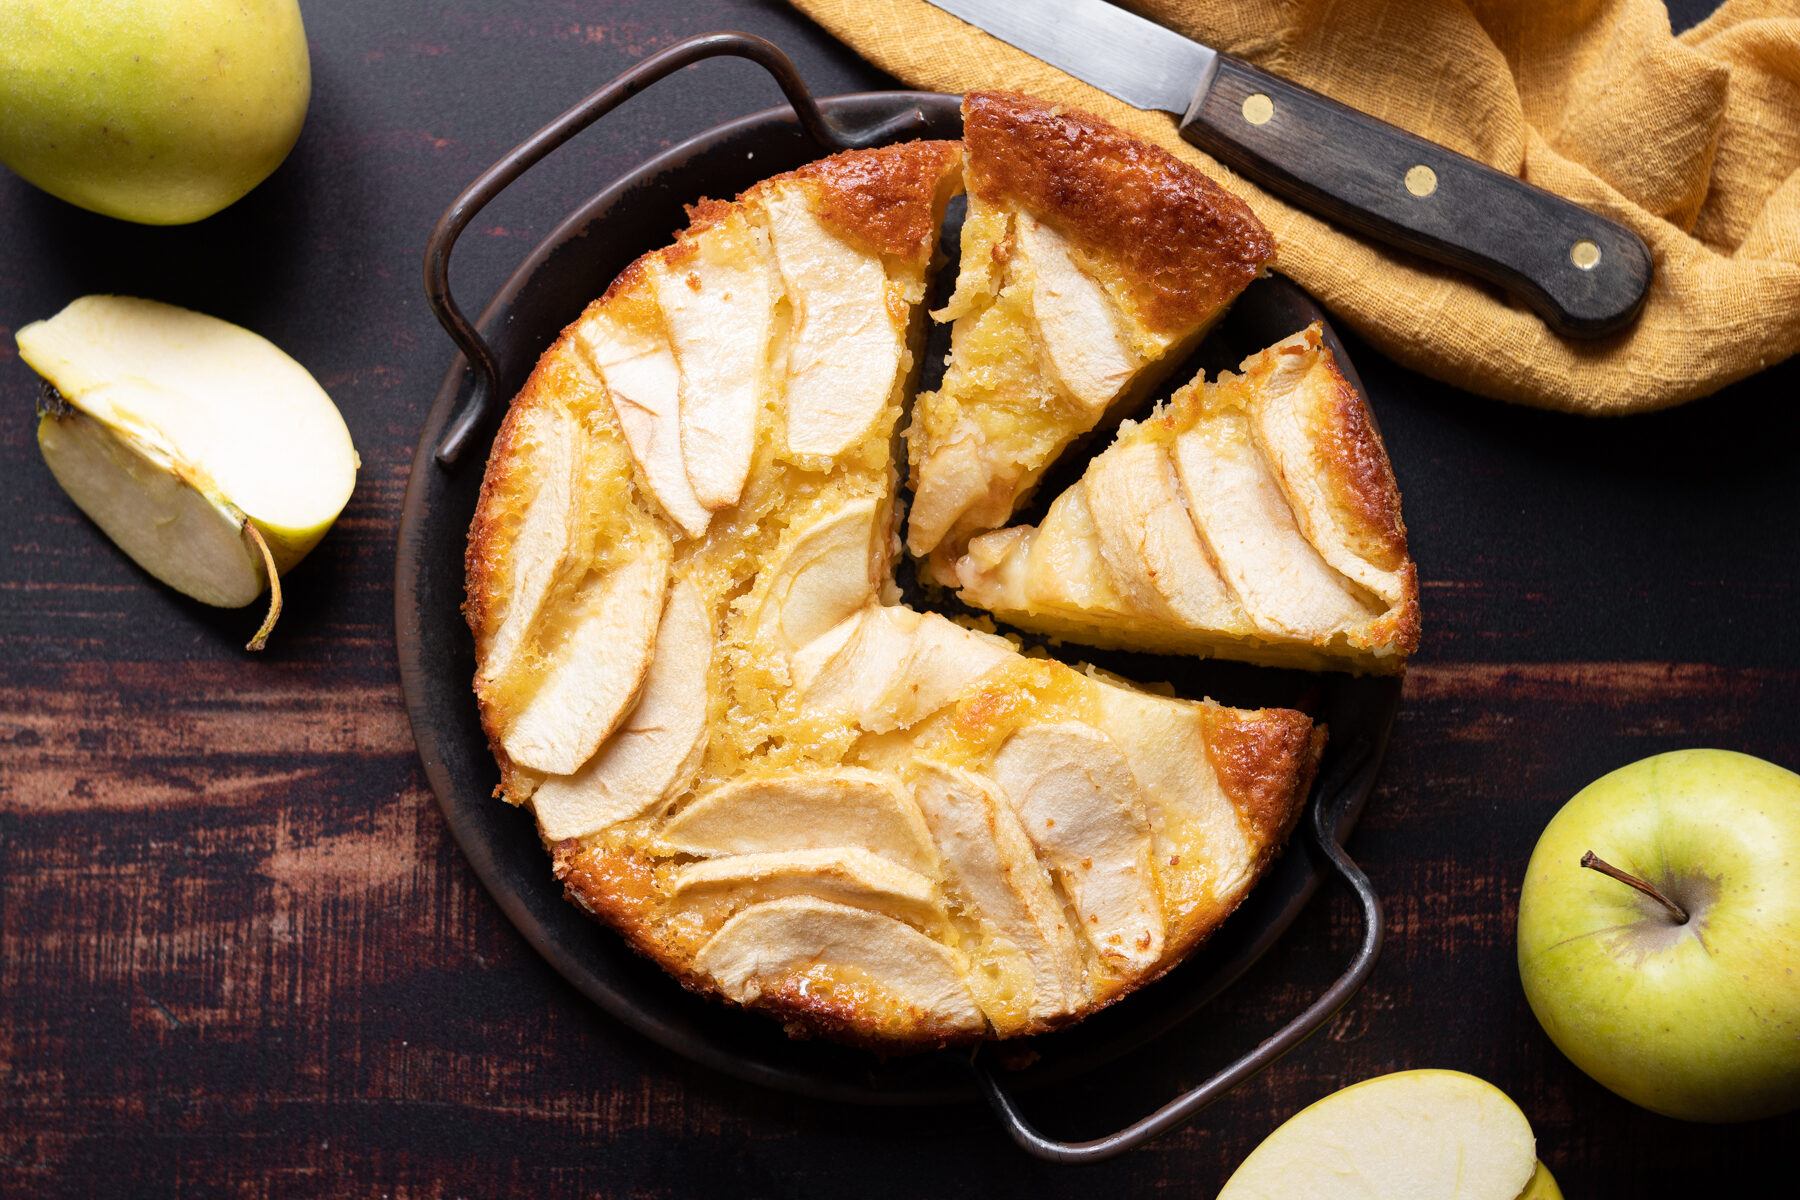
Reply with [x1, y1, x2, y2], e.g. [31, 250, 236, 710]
[951, 326, 1420, 673]
[463, 97, 1412, 1049]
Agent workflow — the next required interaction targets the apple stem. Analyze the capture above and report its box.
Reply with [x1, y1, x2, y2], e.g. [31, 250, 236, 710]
[36, 379, 73, 418]
[243, 522, 283, 652]
[1580, 851, 1688, 924]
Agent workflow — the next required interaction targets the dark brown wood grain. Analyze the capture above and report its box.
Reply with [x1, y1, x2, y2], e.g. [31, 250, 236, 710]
[1, 2, 1795, 1197]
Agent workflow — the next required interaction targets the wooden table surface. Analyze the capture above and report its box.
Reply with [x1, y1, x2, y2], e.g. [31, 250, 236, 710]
[3, 2, 1795, 1196]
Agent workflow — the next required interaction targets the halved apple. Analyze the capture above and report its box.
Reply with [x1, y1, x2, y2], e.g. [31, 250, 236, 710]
[1217, 1069, 1552, 1200]
[19, 295, 357, 648]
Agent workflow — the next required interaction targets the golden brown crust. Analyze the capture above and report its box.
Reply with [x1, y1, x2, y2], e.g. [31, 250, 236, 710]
[1306, 340, 1411, 575]
[1377, 561, 1423, 659]
[784, 139, 964, 260]
[1291, 327, 1419, 659]
[639, 140, 964, 273]
[461, 382, 528, 653]
[1200, 705, 1321, 850]
[962, 91, 1273, 334]
[548, 698, 1323, 1050]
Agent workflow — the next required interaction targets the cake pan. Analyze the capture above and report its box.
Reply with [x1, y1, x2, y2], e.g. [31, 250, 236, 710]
[397, 31, 1397, 1160]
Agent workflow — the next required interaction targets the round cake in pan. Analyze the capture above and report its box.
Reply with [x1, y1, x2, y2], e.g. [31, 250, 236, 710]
[464, 92, 1417, 1048]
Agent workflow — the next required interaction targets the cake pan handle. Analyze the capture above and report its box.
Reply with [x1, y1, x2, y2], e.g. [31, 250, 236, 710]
[424, 31, 931, 466]
[972, 738, 1386, 1163]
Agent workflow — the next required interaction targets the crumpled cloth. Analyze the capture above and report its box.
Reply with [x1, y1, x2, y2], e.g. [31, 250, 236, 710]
[791, 0, 1800, 413]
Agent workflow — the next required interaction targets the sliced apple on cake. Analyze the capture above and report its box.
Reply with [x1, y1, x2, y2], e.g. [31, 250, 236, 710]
[467, 138, 963, 823]
[951, 325, 1420, 673]
[464, 115, 1379, 1049]
[905, 91, 1274, 564]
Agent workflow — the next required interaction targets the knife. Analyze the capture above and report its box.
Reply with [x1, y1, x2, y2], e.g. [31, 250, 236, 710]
[924, 0, 1652, 338]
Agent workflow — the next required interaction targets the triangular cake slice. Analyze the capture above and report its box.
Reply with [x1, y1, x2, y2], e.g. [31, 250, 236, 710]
[904, 92, 1274, 563]
[951, 326, 1420, 673]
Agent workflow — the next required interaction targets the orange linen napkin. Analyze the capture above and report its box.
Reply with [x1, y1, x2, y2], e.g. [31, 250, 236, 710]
[791, 0, 1800, 414]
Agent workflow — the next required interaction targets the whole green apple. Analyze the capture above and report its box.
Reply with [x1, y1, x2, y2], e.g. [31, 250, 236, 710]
[0, 0, 310, 224]
[1517, 749, 1800, 1122]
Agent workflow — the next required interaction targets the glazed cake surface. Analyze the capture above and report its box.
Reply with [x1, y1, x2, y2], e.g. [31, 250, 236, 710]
[464, 111, 1390, 1048]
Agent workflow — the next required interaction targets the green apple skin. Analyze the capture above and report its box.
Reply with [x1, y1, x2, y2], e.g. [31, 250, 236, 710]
[1517, 1161, 1563, 1200]
[1518, 749, 1800, 1123]
[0, 0, 309, 225]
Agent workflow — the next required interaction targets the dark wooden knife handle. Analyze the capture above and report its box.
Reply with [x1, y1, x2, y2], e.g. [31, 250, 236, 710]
[1182, 56, 1651, 338]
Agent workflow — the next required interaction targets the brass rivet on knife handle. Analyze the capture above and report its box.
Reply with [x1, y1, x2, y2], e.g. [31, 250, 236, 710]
[1571, 239, 1601, 269]
[1241, 93, 1273, 125]
[1404, 165, 1437, 197]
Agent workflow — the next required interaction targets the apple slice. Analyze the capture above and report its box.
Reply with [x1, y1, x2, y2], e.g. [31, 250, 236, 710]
[670, 847, 944, 926]
[1088, 681, 1253, 898]
[1217, 1069, 1544, 1200]
[1246, 328, 1410, 607]
[19, 295, 357, 648]
[1015, 214, 1141, 414]
[796, 604, 1013, 733]
[868, 613, 1015, 733]
[576, 297, 711, 539]
[650, 206, 776, 511]
[904, 420, 1016, 562]
[694, 896, 983, 1032]
[912, 763, 1086, 1024]
[499, 546, 669, 775]
[990, 722, 1165, 973]
[661, 768, 938, 876]
[1082, 439, 1240, 628]
[785, 606, 875, 697]
[1171, 400, 1374, 639]
[752, 497, 883, 656]
[528, 575, 712, 840]
[477, 400, 578, 690]
[762, 185, 905, 459]
[954, 481, 1128, 619]
[1017, 482, 1126, 613]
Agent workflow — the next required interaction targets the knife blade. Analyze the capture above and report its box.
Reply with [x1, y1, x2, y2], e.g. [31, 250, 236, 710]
[925, 0, 1651, 338]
